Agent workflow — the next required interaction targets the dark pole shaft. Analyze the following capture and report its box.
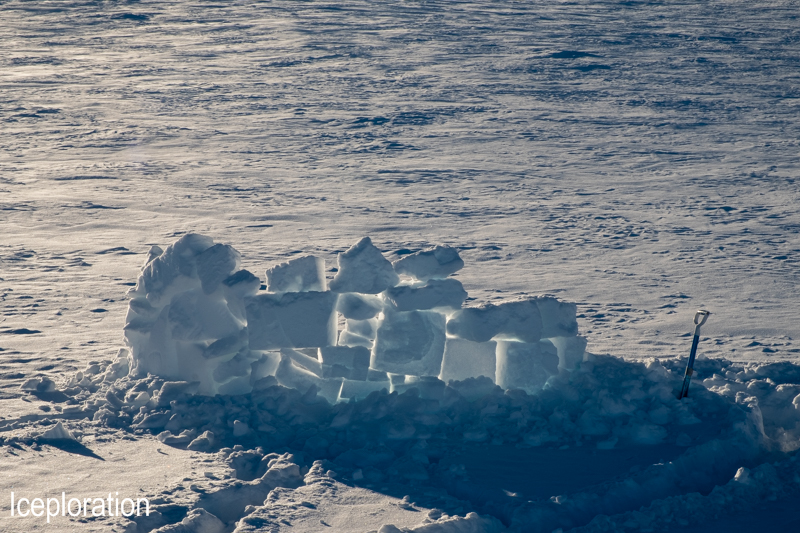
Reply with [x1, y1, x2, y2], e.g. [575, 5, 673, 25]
[678, 334, 700, 399]
[678, 310, 709, 400]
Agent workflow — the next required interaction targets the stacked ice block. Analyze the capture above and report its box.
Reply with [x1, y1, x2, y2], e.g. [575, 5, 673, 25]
[123, 234, 586, 401]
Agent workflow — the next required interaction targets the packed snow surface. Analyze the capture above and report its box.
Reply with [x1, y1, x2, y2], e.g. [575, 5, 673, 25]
[2, 0, 800, 532]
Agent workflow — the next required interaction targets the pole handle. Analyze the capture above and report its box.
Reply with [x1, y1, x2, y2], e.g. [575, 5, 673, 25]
[694, 309, 711, 327]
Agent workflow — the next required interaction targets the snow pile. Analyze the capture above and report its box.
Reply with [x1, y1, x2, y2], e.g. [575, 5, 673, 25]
[27, 333, 800, 532]
[123, 235, 585, 400]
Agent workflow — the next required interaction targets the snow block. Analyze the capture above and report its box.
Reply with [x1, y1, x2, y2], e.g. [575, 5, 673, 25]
[322, 363, 369, 381]
[281, 347, 323, 377]
[344, 318, 378, 340]
[222, 270, 261, 321]
[320, 346, 370, 380]
[394, 375, 446, 401]
[535, 296, 578, 337]
[384, 278, 467, 312]
[339, 378, 390, 401]
[196, 243, 241, 294]
[319, 345, 371, 369]
[274, 354, 341, 403]
[495, 340, 559, 393]
[371, 310, 446, 376]
[246, 291, 337, 350]
[550, 335, 588, 371]
[392, 245, 464, 281]
[265, 255, 326, 292]
[167, 289, 243, 342]
[249, 351, 280, 384]
[336, 292, 383, 320]
[439, 338, 497, 383]
[133, 233, 213, 307]
[337, 329, 373, 349]
[446, 299, 543, 343]
[330, 237, 399, 294]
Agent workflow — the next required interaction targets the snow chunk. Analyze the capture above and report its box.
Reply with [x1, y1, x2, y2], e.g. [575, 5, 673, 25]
[153, 508, 225, 533]
[330, 237, 399, 294]
[345, 318, 378, 340]
[340, 378, 390, 400]
[337, 292, 383, 320]
[338, 329, 374, 349]
[265, 255, 326, 292]
[38, 421, 76, 441]
[168, 290, 243, 342]
[319, 345, 371, 369]
[133, 233, 214, 307]
[392, 245, 464, 281]
[246, 291, 337, 349]
[196, 243, 242, 294]
[536, 296, 578, 337]
[439, 338, 497, 383]
[495, 340, 559, 393]
[384, 279, 467, 312]
[550, 335, 588, 371]
[371, 310, 446, 376]
[446, 299, 543, 343]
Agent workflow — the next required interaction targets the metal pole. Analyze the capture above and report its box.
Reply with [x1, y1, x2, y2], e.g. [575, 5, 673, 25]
[677, 310, 710, 400]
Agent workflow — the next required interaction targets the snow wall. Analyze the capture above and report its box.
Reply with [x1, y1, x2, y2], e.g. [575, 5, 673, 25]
[123, 234, 586, 400]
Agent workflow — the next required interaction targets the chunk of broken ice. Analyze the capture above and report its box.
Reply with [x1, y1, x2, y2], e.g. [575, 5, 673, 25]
[392, 245, 464, 281]
[266, 255, 326, 292]
[330, 237, 399, 294]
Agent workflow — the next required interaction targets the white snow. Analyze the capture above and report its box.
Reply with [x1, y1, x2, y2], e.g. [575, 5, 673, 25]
[2, 1, 800, 531]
